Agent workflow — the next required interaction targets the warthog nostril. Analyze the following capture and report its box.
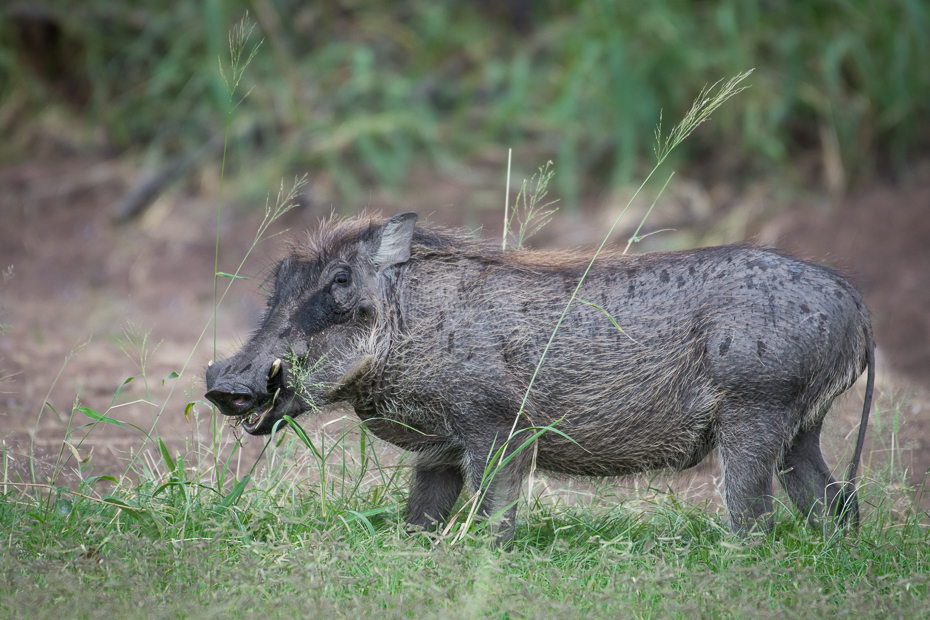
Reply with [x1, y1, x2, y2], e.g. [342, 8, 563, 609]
[205, 387, 256, 417]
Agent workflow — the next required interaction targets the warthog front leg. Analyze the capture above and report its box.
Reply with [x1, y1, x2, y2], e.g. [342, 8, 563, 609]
[463, 430, 535, 545]
[406, 448, 465, 530]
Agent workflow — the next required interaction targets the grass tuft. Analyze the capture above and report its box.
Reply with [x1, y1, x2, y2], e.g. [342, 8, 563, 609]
[1, 416, 928, 617]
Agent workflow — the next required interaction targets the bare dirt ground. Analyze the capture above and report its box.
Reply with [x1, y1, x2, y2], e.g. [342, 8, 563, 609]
[1, 155, 927, 514]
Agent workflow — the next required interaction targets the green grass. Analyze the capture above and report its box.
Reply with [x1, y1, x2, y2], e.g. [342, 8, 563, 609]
[1, 411, 929, 619]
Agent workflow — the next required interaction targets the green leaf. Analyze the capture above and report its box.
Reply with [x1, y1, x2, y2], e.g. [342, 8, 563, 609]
[184, 402, 196, 422]
[44, 402, 64, 424]
[216, 272, 249, 280]
[282, 415, 324, 461]
[109, 376, 137, 408]
[219, 475, 251, 509]
[577, 299, 640, 344]
[152, 482, 174, 498]
[344, 509, 377, 538]
[76, 407, 127, 430]
[162, 371, 180, 385]
[158, 438, 177, 474]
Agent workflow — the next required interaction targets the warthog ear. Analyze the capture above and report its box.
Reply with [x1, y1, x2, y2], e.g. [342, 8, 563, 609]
[372, 212, 418, 271]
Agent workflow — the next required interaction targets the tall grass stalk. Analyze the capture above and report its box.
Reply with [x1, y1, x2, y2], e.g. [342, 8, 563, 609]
[502, 148, 512, 251]
[503, 161, 559, 250]
[109, 175, 307, 486]
[211, 17, 261, 484]
[214, 15, 261, 363]
[28, 339, 88, 486]
[503, 70, 752, 441]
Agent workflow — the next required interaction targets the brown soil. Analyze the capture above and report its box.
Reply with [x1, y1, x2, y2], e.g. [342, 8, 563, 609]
[0, 156, 927, 511]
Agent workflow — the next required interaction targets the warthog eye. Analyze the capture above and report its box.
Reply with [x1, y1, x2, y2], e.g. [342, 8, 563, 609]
[333, 271, 350, 285]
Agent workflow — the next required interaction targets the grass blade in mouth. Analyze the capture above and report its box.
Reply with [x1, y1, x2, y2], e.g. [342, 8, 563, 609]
[227, 388, 281, 429]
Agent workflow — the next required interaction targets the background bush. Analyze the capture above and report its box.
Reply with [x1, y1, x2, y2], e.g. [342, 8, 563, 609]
[2, 0, 927, 206]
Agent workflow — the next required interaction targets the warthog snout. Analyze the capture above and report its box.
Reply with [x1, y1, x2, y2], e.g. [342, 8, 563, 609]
[205, 355, 290, 434]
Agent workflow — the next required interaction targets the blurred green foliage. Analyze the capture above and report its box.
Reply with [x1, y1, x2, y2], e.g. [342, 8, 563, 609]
[1, 0, 927, 207]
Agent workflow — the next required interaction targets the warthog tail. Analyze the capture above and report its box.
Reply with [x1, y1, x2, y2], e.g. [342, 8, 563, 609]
[843, 325, 875, 529]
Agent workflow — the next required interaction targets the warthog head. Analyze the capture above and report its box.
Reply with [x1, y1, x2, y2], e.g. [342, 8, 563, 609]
[205, 213, 418, 434]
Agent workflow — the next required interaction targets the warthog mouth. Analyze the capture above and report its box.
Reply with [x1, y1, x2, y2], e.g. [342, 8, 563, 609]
[234, 393, 309, 436]
[210, 358, 303, 436]
[232, 392, 281, 435]
[245, 357, 295, 435]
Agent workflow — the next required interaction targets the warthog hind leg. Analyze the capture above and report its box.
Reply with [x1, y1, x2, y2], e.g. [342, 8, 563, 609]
[718, 403, 788, 535]
[777, 422, 857, 531]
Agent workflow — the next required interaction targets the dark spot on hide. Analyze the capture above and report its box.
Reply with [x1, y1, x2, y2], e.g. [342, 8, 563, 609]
[676, 275, 685, 289]
[757, 340, 766, 358]
[447, 331, 455, 353]
[800, 303, 810, 314]
[719, 336, 731, 356]
[660, 270, 670, 284]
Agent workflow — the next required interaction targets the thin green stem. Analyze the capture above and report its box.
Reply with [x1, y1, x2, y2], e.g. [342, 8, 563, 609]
[623, 172, 675, 255]
[214, 108, 231, 364]
[119, 178, 303, 482]
[503, 148, 512, 251]
[504, 71, 752, 446]
[212, 104, 233, 486]
[505, 159, 662, 441]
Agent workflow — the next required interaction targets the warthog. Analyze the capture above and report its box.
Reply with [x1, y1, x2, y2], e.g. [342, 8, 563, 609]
[206, 212, 874, 542]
